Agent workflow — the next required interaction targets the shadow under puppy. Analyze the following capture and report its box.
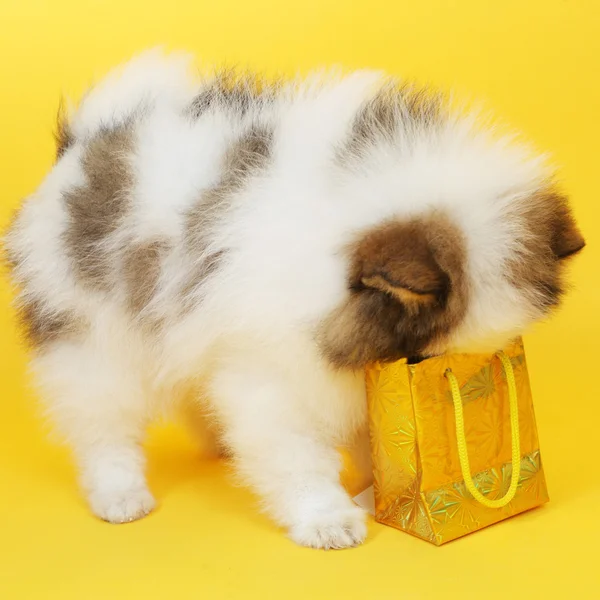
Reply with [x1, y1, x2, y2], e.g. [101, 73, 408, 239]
[4, 50, 584, 549]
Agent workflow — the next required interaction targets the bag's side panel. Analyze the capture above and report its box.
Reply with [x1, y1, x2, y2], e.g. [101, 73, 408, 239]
[366, 361, 436, 542]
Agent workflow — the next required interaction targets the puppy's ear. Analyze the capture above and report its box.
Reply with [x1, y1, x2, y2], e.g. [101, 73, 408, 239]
[549, 196, 585, 259]
[317, 215, 468, 369]
[352, 220, 451, 311]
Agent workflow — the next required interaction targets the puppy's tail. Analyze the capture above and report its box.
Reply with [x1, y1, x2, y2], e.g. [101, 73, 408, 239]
[54, 48, 195, 159]
[53, 97, 73, 161]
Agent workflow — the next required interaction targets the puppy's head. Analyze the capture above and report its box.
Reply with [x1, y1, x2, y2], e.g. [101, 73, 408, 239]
[318, 191, 584, 369]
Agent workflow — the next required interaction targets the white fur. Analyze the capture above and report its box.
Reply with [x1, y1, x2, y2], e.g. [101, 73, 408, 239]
[71, 48, 195, 140]
[6, 49, 555, 549]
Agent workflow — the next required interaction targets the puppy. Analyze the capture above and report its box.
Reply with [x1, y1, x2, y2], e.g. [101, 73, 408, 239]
[4, 50, 584, 549]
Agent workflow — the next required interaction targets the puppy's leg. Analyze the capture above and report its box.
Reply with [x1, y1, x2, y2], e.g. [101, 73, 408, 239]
[32, 340, 155, 523]
[210, 360, 366, 549]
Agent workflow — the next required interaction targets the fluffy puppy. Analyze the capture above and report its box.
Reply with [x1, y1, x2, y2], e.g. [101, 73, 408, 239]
[4, 50, 584, 549]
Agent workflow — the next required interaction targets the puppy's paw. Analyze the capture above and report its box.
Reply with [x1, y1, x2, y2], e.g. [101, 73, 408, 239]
[289, 505, 367, 549]
[89, 486, 156, 524]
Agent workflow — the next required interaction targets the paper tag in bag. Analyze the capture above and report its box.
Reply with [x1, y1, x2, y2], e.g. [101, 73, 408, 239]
[352, 485, 375, 516]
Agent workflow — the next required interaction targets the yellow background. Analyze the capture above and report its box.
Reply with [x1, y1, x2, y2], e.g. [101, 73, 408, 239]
[1, 0, 599, 597]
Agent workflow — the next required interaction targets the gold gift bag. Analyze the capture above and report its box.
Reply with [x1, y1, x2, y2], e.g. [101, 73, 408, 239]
[366, 337, 549, 545]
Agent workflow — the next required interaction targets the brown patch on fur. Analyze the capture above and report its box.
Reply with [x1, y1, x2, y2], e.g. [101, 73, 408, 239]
[63, 123, 134, 289]
[181, 126, 272, 307]
[179, 250, 227, 305]
[550, 199, 586, 259]
[54, 99, 74, 161]
[508, 189, 585, 309]
[189, 70, 279, 118]
[318, 213, 468, 369]
[18, 298, 83, 347]
[123, 238, 170, 315]
[342, 82, 444, 159]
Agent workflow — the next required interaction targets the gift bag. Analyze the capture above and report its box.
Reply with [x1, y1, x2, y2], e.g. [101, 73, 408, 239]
[364, 337, 548, 545]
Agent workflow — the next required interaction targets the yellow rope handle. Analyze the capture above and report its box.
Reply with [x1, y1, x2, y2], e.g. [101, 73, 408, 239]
[444, 351, 521, 508]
